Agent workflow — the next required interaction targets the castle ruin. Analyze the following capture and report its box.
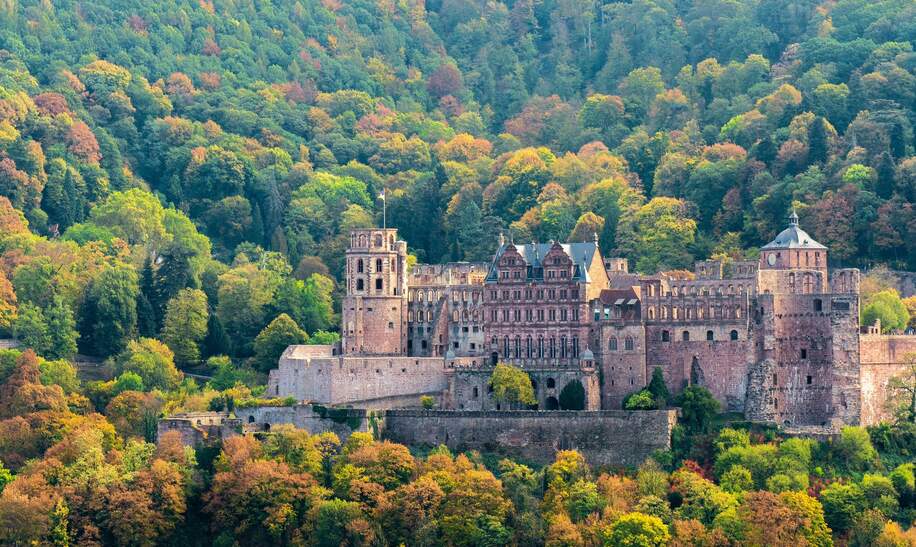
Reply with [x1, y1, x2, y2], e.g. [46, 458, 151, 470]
[267, 214, 916, 430]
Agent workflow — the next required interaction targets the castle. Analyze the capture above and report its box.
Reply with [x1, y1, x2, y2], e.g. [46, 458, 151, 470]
[267, 213, 916, 431]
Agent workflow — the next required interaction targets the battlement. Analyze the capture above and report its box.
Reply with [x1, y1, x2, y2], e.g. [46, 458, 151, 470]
[347, 228, 404, 252]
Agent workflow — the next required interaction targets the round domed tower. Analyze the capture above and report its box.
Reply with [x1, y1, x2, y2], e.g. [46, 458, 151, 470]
[759, 210, 827, 272]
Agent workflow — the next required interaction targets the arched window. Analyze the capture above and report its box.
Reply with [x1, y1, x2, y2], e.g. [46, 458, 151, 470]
[547, 378, 556, 389]
[375, 278, 383, 290]
[358, 234, 366, 247]
[609, 337, 618, 351]
[735, 306, 741, 318]
[376, 258, 383, 272]
[417, 312, 424, 323]
[374, 234, 382, 246]
[661, 331, 670, 342]
[408, 311, 414, 322]
[682, 330, 690, 341]
[427, 310, 433, 321]
[625, 337, 634, 350]
[706, 330, 714, 341]
[418, 290, 425, 302]
[356, 278, 364, 290]
[648, 308, 655, 319]
[357, 259, 364, 273]
[452, 311, 459, 322]
[730, 330, 738, 341]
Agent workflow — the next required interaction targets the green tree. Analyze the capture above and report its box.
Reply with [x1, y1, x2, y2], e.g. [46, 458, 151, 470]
[80, 263, 139, 357]
[647, 367, 669, 407]
[488, 363, 536, 408]
[45, 296, 78, 360]
[676, 386, 720, 433]
[252, 314, 308, 373]
[602, 512, 670, 547]
[819, 482, 866, 534]
[861, 290, 910, 333]
[160, 288, 208, 366]
[113, 338, 182, 391]
[559, 380, 586, 410]
[617, 197, 697, 273]
[12, 302, 49, 356]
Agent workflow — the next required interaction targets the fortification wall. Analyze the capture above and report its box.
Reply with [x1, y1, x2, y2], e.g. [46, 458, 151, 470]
[859, 335, 916, 425]
[235, 405, 378, 437]
[269, 352, 449, 405]
[383, 409, 677, 467]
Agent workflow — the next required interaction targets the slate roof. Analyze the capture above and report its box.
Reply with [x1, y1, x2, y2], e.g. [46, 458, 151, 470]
[761, 211, 827, 250]
[486, 241, 600, 282]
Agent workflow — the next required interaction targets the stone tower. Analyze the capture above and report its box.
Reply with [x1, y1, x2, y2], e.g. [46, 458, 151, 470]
[341, 229, 408, 355]
[748, 211, 861, 428]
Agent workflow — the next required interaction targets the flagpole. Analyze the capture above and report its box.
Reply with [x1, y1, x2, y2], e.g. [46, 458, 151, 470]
[380, 189, 386, 230]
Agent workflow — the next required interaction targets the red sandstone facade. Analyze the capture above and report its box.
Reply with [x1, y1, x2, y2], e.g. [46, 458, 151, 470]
[271, 216, 914, 430]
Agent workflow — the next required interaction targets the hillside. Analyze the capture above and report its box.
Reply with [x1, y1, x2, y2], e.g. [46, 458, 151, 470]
[0, 0, 913, 274]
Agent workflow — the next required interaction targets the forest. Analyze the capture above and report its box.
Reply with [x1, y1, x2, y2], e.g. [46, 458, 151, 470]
[0, 0, 915, 544]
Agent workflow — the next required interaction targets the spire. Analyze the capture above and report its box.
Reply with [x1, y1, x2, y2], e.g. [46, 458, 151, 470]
[788, 209, 799, 226]
[593, 231, 599, 246]
[498, 232, 506, 247]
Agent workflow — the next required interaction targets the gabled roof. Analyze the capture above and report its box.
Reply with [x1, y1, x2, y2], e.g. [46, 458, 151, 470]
[761, 211, 827, 251]
[486, 241, 600, 282]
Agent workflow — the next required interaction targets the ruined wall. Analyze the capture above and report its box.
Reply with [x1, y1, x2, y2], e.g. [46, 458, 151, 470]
[157, 413, 241, 446]
[644, 324, 752, 412]
[859, 335, 916, 425]
[748, 292, 860, 428]
[269, 352, 449, 405]
[235, 405, 378, 437]
[446, 367, 600, 410]
[383, 409, 677, 466]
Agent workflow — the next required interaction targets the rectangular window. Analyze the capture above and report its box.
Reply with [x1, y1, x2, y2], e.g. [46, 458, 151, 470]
[800, 349, 807, 359]
[806, 375, 812, 385]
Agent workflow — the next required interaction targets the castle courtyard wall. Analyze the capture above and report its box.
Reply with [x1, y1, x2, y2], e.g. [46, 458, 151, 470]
[383, 409, 677, 467]
[859, 335, 916, 425]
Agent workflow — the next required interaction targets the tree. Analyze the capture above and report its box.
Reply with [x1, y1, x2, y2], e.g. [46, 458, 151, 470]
[12, 303, 49, 356]
[204, 458, 321, 545]
[87, 189, 167, 247]
[603, 512, 670, 547]
[819, 482, 866, 534]
[488, 363, 536, 408]
[252, 314, 308, 373]
[861, 290, 910, 333]
[559, 380, 586, 410]
[616, 198, 697, 273]
[80, 263, 139, 357]
[647, 367, 670, 407]
[113, 338, 182, 391]
[44, 297, 78, 360]
[160, 288, 208, 366]
[676, 386, 720, 433]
